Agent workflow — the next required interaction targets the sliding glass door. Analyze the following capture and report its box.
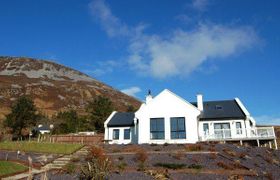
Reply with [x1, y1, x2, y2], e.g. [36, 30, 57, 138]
[214, 123, 231, 139]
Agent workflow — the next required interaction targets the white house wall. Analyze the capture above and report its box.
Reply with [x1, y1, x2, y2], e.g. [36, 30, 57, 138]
[107, 127, 134, 144]
[136, 90, 200, 144]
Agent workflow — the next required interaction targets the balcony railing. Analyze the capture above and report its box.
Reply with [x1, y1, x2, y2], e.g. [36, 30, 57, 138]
[201, 126, 275, 141]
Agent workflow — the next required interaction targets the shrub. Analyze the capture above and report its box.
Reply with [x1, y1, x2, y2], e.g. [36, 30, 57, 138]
[117, 161, 127, 172]
[118, 156, 124, 161]
[188, 164, 203, 169]
[150, 143, 157, 146]
[238, 152, 247, 159]
[209, 153, 217, 159]
[154, 163, 186, 170]
[185, 144, 202, 151]
[135, 149, 148, 163]
[137, 162, 145, 171]
[80, 146, 112, 180]
[164, 143, 169, 146]
[216, 161, 233, 170]
[173, 151, 184, 160]
[145, 169, 169, 180]
[63, 163, 76, 174]
[124, 145, 142, 152]
[112, 148, 120, 153]
[89, 146, 106, 159]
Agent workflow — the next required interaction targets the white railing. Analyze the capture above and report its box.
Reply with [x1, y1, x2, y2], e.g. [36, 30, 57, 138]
[201, 126, 275, 141]
[250, 127, 275, 138]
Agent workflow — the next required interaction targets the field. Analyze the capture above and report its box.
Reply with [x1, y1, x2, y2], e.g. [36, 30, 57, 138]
[0, 141, 83, 154]
[0, 161, 28, 177]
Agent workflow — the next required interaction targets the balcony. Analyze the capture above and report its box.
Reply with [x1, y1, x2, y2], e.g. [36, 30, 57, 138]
[201, 126, 276, 141]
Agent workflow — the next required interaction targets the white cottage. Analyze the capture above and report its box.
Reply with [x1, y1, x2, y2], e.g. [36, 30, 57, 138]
[104, 89, 277, 149]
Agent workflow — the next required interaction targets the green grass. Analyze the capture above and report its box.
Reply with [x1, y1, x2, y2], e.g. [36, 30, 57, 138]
[0, 161, 28, 176]
[0, 141, 83, 154]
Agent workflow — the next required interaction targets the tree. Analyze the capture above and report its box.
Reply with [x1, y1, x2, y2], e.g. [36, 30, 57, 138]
[87, 96, 113, 132]
[52, 110, 79, 134]
[4, 96, 39, 138]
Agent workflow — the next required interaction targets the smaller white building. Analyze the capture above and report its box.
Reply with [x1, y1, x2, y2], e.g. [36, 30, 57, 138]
[104, 89, 277, 148]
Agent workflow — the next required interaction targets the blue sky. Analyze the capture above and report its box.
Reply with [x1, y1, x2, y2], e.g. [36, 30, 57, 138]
[0, 0, 280, 125]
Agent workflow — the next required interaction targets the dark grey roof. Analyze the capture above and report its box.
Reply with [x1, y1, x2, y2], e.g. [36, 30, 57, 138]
[107, 112, 135, 127]
[35, 125, 50, 131]
[191, 100, 246, 120]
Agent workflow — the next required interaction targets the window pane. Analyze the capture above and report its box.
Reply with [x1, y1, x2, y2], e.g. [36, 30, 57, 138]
[236, 122, 241, 128]
[150, 120, 157, 131]
[113, 129, 119, 140]
[203, 123, 209, 131]
[170, 117, 186, 139]
[222, 123, 230, 129]
[124, 129, 130, 140]
[177, 118, 185, 131]
[214, 124, 221, 129]
[150, 118, 165, 139]
[178, 132, 186, 139]
[171, 119, 177, 131]
[157, 119, 164, 131]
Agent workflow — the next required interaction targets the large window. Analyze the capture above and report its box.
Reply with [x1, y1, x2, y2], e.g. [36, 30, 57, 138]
[124, 129, 130, 140]
[170, 117, 186, 139]
[150, 118, 165, 139]
[113, 129, 119, 140]
[214, 123, 231, 139]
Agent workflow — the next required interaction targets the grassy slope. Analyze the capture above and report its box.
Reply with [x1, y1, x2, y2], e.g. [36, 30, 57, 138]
[0, 141, 83, 154]
[0, 161, 27, 176]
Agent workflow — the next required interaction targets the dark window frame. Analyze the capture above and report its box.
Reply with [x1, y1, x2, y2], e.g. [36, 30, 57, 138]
[170, 117, 186, 139]
[113, 129, 119, 140]
[124, 129, 130, 140]
[150, 118, 165, 140]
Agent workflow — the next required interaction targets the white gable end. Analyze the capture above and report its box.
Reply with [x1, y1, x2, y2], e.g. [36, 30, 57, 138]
[136, 89, 200, 144]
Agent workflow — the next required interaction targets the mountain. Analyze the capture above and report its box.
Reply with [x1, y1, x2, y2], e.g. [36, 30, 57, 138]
[0, 56, 141, 120]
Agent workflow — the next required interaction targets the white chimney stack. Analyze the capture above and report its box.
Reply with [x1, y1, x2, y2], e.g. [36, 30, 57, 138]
[146, 90, 153, 104]
[197, 94, 203, 111]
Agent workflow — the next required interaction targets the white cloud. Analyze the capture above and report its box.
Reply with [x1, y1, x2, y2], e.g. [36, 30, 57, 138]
[89, 0, 146, 37]
[89, 0, 259, 79]
[191, 0, 209, 11]
[121, 86, 141, 97]
[128, 24, 258, 78]
[255, 115, 280, 125]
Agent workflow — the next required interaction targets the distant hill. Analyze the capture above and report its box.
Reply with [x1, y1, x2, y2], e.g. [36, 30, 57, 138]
[0, 56, 141, 120]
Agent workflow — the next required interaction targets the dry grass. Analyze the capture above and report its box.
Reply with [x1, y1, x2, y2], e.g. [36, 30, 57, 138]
[185, 144, 203, 151]
[172, 151, 184, 160]
[135, 149, 148, 163]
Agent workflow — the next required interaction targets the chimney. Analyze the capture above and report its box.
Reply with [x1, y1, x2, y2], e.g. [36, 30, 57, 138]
[197, 94, 203, 111]
[146, 89, 153, 104]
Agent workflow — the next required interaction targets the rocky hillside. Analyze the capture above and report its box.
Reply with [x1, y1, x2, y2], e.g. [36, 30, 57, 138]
[0, 56, 141, 120]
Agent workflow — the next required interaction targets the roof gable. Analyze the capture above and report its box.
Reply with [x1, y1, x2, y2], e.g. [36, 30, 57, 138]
[152, 89, 199, 110]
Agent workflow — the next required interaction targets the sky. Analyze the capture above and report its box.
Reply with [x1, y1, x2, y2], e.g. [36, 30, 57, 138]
[0, 0, 280, 125]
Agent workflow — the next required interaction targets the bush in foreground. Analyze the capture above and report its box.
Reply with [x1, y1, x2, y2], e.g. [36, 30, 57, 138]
[80, 146, 112, 180]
